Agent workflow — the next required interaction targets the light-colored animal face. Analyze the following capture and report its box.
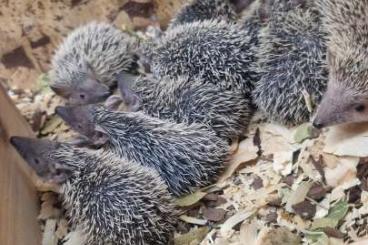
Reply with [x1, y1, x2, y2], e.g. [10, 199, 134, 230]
[313, 79, 368, 128]
[51, 64, 111, 105]
[10, 137, 71, 184]
[56, 105, 109, 147]
[68, 76, 111, 105]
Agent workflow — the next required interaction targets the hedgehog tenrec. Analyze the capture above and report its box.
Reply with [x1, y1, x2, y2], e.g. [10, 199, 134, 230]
[10, 137, 176, 245]
[56, 105, 229, 196]
[50, 22, 138, 105]
[144, 20, 257, 96]
[168, 0, 238, 28]
[313, 0, 368, 128]
[253, 2, 328, 126]
[112, 74, 253, 141]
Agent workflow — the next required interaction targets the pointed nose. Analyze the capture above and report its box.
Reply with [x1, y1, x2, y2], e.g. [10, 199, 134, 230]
[312, 120, 324, 129]
[55, 106, 68, 119]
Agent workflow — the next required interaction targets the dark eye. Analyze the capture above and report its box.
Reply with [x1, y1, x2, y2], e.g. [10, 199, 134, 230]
[355, 104, 365, 112]
[80, 94, 86, 99]
[34, 158, 40, 165]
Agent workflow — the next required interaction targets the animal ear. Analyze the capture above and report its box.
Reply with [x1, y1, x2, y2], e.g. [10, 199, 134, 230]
[50, 85, 70, 97]
[92, 125, 110, 146]
[117, 77, 141, 112]
[105, 95, 124, 111]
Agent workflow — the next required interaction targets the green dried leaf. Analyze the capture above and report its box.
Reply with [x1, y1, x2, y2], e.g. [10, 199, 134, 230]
[328, 200, 349, 220]
[305, 231, 329, 245]
[294, 123, 318, 143]
[36, 73, 51, 93]
[175, 191, 207, 207]
[174, 227, 209, 245]
[40, 115, 63, 135]
[311, 200, 348, 230]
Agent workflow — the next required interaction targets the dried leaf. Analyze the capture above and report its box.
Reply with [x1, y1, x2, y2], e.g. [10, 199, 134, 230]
[350, 239, 368, 245]
[220, 210, 255, 234]
[63, 230, 87, 245]
[176, 191, 207, 207]
[42, 219, 58, 245]
[174, 227, 209, 245]
[179, 215, 207, 226]
[292, 200, 316, 220]
[36, 73, 51, 93]
[294, 123, 318, 143]
[55, 219, 69, 239]
[40, 115, 63, 135]
[285, 181, 313, 212]
[324, 123, 368, 157]
[324, 157, 359, 187]
[239, 220, 258, 243]
[305, 231, 329, 245]
[311, 200, 349, 229]
[202, 207, 226, 222]
[38, 199, 61, 220]
[257, 227, 301, 245]
[273, 151, 293, 176]
[218, 138, 258, 183]
[307, 183, 328, 201]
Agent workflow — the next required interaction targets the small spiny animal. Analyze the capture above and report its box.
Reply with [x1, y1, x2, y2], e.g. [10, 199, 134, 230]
[10, 137, 176, 245]
[50, 22, 138, 105]
[144, 19, 257, 97]
[56, 105, 229, 196]
[168, 0, 238, 28]
[108, 74, 253, 142]
[253, 0, 328, 126]
[313, 0, 368, 128]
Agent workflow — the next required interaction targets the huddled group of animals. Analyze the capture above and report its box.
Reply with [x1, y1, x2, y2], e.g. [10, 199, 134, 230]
[10, 0, 368, 244]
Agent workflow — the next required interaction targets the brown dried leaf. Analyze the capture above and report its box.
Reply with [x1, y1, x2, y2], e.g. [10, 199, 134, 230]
[202, 207, 226, 222]
[285, 181, 313, 212]
[250, 175, 264, 190]
[307, 183, 328, 201]
[292, 200, 316, 220]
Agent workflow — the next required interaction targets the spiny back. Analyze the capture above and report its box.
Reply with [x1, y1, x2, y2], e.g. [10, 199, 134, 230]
[169, 0, 237, 28]
[318, 0, 368, 55]
[92, 108, 229, 196]
[57, 147, 176, 245]
[253, 4, 328, 125]
[318, 0, 368, 92]
[145, 20, 256, 95]
[131, 75, 253, 140]
[51, 22, 137, 89]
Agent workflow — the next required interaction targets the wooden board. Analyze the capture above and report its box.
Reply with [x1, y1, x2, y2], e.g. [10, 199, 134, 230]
[0, 84, 41, 245]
